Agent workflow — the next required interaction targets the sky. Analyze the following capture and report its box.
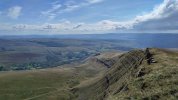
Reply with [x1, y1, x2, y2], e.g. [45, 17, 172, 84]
[0, 0, 177, 35]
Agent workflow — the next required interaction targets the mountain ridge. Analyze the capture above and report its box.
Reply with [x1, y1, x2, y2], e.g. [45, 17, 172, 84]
[72, 48, 178, 100]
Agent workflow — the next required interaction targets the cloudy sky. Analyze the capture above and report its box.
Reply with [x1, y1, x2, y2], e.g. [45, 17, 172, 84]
[0, 0, 177, 35]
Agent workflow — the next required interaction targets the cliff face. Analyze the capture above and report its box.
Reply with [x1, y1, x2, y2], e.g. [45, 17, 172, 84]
[74, 50, 145, 100]
[74, 48, 178, 100]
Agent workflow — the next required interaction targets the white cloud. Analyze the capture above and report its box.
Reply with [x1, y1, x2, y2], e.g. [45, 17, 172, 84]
[92, 0, 178, 32]
[41, 3, 61, 20]
[1, 0, 178, 34]
[0, 20, 128, 34]
[42, 0, 104, 20]
[59, 0, 104, 12]
[87, 0, 104, 4]
[130, 0, 178, 32]
[7, 6, 22, 19]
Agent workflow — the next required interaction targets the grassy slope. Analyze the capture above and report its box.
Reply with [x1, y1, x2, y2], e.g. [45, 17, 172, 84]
[72, 48, 178, 100]
[0, 51, 121, 100]
[75, 50, 145, 100]
[109, 48, 178, 100]
[0, 68, 77, 100]
[0, 65, 95, 100]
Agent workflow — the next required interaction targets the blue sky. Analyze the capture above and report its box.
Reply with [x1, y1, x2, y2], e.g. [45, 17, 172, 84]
[0, 0, 178, 35]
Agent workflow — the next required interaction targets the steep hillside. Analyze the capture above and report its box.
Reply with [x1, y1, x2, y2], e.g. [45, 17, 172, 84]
[74, 50, 145, 100]
[74, 48, 178, 100]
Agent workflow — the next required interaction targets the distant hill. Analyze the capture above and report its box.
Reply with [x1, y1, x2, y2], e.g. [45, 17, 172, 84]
[1, 33, 178, 48]
[0, 38, 131, 71]
[1, 33, 178, 71]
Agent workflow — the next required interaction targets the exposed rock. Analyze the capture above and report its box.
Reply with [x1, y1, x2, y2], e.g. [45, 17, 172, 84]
[136, 68, 145, 77]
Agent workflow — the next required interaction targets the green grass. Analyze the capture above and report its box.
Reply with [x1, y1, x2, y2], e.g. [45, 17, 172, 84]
[0, 69, 72, 100]
[0, 66, 92, 100]
[109, 48, 178, 100]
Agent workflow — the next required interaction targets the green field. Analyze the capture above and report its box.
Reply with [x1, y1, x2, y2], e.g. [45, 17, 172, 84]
[0, 67, 99, 100]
